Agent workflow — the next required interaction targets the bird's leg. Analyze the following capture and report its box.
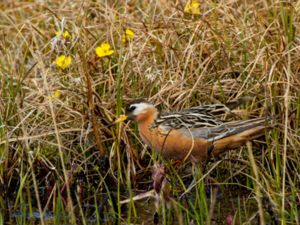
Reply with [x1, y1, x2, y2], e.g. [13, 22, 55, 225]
[180, 163, 202, 199]
[207, 142, 215, 158]
[203, 143, 215, 173]
[181, 144, 217, 198]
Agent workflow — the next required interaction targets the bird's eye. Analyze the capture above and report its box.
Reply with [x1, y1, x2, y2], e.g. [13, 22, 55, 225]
[129, 106, 136, 111]
[127, 105, 136, 112]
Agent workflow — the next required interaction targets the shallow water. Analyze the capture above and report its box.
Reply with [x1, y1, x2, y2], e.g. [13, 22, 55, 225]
[1, 186, 267, 225]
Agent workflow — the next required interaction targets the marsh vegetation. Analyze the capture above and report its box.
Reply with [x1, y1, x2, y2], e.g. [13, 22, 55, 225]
[0, 0, 299, 224]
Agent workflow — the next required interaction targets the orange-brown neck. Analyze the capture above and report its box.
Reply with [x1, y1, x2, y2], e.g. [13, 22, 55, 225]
[136, 107, 158, 147]
[135, 107, 158, 125]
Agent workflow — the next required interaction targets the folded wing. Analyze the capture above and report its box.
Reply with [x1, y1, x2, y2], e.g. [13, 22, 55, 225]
[178, 118, 269, 141]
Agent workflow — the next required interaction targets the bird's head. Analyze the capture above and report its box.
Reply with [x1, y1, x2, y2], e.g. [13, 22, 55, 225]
[125, 99, 157, 122]
[116, 99, 158, 123]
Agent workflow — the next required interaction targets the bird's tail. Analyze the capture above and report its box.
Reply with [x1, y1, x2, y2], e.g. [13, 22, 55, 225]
[210, 117, 271, 156]
[210, 108, 296, 157]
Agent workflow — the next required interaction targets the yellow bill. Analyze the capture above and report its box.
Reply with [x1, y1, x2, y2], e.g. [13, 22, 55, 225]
[115, 114, 128, 123]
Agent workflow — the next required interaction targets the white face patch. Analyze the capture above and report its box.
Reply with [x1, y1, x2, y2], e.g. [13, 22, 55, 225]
[131, 102, 153, 116]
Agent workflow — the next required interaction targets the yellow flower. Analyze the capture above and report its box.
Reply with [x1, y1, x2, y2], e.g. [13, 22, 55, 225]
[184, 0, 200, 15]
[55, 30, 71, 39]
[52, 90, 61, 99]
[49, 90, 61, 100]
[95, 43, 114, 58]
[53, 55, 72, 69]
[115, 114, 128, 123]
[122, 28, 135, 43]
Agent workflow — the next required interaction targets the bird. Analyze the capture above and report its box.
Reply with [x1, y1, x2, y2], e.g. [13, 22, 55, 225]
[117, 99, 270, 163]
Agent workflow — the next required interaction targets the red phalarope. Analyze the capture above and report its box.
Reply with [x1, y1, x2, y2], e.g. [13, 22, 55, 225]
[117, 98, 269, 163]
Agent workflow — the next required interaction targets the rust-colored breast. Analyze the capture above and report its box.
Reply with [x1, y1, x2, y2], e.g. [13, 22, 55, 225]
[138, 122, 209, 163]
